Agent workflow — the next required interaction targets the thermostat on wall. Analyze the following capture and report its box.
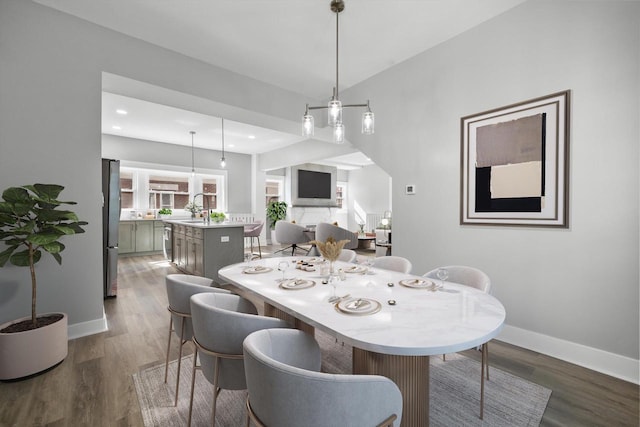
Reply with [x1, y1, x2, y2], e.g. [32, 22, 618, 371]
[405, 184, 416, 195]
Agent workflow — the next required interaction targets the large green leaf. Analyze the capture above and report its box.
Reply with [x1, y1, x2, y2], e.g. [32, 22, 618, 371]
[0, 245, 18, 267]
[26, 184, 65, 201]
[9, 249, 41, 267]
[38, 209, 78, 222]
[28, 232, 61, 246]
[42, 241, 64, 254]
[2, 187, 30, 203]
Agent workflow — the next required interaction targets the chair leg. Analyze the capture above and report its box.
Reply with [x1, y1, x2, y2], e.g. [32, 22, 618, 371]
[257, 236, 262, 258]
[442, 354, 446, 361]
[250, 236, 254, 254]
[212, 357, 221, 426]
[480, 342, 486, 419]
[164, 316, 173, 383]
[188, 347, 199, 427]
[486, 341, 490, 380]
[175, 319, 187, 406]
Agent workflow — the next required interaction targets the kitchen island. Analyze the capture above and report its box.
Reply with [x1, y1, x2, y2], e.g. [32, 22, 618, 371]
[164, 219, 245, 283]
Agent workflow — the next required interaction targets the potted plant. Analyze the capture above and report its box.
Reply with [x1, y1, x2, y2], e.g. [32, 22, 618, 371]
[157, 208, 172, 219]
[0, 184, 87, 380]
[184, 202, 202, 219]
[210, 211, 226, 223]
[266, 201, 287, 244]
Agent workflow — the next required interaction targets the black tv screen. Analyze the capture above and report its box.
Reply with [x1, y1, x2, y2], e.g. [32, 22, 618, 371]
[298, 169, 332, 199]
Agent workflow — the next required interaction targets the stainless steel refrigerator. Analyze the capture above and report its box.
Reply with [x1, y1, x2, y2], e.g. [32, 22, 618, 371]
[102, 158, 120, 297]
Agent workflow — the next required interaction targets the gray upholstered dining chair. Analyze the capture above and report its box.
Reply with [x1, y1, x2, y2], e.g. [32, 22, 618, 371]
[244, 221, 264, 258]
[424, 265, 492, 419]
[164, 274, 232, 406]
[188, 293, 291, 426]
[315, 222, 358, 249]
[371, 255, 412, 274]
[337, 248, 357, 263]
[274, 221, 311, 255]
[243, 329, 402, 427]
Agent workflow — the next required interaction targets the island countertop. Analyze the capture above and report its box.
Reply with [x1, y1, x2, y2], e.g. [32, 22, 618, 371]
[163, 219, 248, 229]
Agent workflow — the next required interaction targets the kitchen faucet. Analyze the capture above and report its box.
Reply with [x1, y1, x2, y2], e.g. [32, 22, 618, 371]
[192, 192, 210, 224]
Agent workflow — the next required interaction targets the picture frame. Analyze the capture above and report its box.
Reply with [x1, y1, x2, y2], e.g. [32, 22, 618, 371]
[460, 90, 570, 227]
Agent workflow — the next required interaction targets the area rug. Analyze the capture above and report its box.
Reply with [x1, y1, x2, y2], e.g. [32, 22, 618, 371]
[134, 332, 550, 426]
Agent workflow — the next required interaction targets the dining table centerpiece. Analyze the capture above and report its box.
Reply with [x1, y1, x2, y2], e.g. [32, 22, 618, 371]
[309, 236, 351, 275]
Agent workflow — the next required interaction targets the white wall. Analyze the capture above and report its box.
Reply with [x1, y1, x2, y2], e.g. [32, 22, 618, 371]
[344, 1, 639, 380]
[0, 1, 310, 335]
[347, 165, 392, 231]
[102, 134, 252, 213]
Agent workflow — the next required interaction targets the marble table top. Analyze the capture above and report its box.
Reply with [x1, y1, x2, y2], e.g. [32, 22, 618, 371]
[219, 256, 506, 356]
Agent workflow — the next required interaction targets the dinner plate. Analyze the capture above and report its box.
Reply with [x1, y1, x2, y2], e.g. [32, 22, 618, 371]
[399, 278, 441, 290]
[335, 298, 381, 315]
[343, 265, 367, 274]
[279, 279, 315, 290]
[243, 266, 273, 274]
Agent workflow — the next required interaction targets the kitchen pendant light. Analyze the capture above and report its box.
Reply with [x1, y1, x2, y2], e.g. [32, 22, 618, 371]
[220, 118, 226, 168]
[301, 0, 374, 143]
[190, 131, 196, 177]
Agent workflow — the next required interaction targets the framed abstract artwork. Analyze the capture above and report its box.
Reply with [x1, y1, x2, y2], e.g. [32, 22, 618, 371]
[460, 90, 570, 227]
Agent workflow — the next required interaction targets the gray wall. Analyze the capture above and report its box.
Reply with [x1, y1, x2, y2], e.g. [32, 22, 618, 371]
[344, 0, 639, 370]
[0, 0, 308, 333]
[102, 134, 252, 212]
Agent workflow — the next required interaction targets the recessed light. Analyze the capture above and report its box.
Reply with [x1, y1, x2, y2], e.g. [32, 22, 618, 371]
[116, 109, 128, 115]
[228, 144, 235, 148]
[112, 125, 122, 130]
[248, 135, 256, 139]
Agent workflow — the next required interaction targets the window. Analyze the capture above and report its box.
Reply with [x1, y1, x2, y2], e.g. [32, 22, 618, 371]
[201, 178, 218, 210]
[120, 166, 225, 213]
[120, 171, 134, 209]
[148, 175, 189, 210]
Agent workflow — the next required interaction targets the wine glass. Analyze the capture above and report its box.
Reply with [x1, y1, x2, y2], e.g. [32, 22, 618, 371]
[244, 252, 253, 266]
[436, 268, 448, 288]
[277, 261, 289, 282]
[328, 275, 339, 302]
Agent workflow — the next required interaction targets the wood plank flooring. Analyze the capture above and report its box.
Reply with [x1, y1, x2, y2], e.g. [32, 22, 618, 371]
[0, 251, 638, 426]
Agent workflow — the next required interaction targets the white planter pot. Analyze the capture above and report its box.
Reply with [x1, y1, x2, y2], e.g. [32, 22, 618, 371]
[270, 229, 278, 245]
[0, 312, 68, 380]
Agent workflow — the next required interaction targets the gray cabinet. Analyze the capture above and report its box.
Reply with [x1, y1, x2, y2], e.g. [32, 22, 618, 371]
[153, 221, 165, 251]
[135, 221, 154, 252]
[171, 224, 243, 283]
[118, 221, 136, 254]
[118, 220, 164, 255]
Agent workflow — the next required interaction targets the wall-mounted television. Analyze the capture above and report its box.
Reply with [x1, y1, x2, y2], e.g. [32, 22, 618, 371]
[291, 164, 338, 207]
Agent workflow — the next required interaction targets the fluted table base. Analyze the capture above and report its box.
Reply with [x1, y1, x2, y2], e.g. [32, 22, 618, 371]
[353, 349, 429, 427]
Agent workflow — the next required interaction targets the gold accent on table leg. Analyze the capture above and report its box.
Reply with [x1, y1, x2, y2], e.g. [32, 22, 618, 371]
[353, 348, 429, 427]
[264, 303, 315, 337]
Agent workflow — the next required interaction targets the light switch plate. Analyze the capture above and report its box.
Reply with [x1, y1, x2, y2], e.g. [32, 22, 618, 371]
[406, 184, 416, 195]
[221, 236, 229, 242]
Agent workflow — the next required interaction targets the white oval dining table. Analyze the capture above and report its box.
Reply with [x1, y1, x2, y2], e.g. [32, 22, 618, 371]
[219, 257, 506, 427]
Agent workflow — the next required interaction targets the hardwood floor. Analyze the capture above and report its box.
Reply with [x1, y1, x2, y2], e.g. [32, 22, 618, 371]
[1, 250, 638, 426]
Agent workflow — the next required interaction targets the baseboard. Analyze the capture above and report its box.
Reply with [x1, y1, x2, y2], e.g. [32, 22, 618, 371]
[498, 324, 639, 384]
[67, 312, 108, 340]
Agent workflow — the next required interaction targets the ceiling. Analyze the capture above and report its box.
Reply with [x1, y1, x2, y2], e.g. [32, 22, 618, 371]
[36, 0, 527, 168]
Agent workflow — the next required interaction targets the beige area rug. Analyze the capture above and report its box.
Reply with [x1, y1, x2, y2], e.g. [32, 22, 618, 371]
[134, 331, 550, 427]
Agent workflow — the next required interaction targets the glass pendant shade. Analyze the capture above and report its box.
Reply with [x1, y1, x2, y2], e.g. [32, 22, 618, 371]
[362, 111, 375, 134]
[328, 99, 342, 126]
[302, 113, 314, 137]
[220, 157, 226, 168]
[333, 122, 345, 144]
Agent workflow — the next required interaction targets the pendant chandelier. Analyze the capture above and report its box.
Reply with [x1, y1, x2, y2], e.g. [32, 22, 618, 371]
[302, 0, 374, 143]
[220, 118, 226, 168]
[190, 130, 196, 177]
